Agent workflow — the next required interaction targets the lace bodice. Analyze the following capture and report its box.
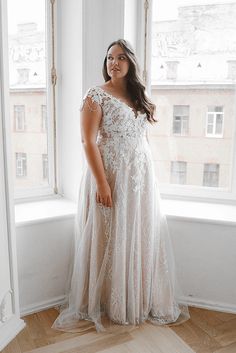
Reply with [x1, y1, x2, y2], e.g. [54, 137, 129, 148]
[81, 86, 148, 140]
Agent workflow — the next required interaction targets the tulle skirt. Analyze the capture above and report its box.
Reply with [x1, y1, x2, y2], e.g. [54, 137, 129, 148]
[51, 141, 190, 333]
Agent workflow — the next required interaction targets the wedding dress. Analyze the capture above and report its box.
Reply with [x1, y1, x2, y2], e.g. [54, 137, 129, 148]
[51, 86, 190, 333]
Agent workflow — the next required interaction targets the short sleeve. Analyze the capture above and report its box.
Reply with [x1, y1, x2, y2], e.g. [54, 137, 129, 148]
[80, 87, 102, 112]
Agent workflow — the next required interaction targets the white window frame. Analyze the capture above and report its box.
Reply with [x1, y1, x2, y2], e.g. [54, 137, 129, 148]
[15, 152, 27, 177]
[41, 104, 47, 132]
[205, 106, 224, 138]
[42, 153, 48, 179]
[142, 0, 236, 204]
[14, 104, 25, 131]
[170, 161, 187, 185]
[3, 0, 59, 202]
[173, 105, 189, 136]
[203, 163, 220, 188]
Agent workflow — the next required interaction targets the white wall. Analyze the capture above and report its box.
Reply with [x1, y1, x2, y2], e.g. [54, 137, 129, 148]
[16, 213, 236, 316]
[57, 0, 84, 203]
[16, 218, 75, 315]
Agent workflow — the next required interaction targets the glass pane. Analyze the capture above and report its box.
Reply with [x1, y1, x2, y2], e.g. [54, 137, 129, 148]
[207, 124, 214, 134]
[216, 114, 223, 134]
[203, 164, 219, 187]
[208, 114, 214, 123]
[170, 161, 186, 184]
[150, 0, 236, 190]
[7, 0, 49, 192]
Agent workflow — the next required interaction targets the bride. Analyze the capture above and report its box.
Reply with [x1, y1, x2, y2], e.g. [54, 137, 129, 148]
[51, 39, 190, 333]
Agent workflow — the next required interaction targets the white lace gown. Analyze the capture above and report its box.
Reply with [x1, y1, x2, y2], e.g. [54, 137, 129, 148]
[51, 86, 190, 332]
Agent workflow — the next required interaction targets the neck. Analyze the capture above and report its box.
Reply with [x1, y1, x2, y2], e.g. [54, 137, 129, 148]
[109, 78, 127, 93]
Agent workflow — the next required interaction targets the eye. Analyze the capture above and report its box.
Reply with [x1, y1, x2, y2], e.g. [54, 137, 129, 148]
[107, 55, 113, 61]
[119, 55, 127, 60]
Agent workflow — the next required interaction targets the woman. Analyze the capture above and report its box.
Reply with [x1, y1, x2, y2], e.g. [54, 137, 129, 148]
[52, 39, 190, 333]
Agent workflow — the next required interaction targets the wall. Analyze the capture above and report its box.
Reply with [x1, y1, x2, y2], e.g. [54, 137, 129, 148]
[16, 212, 236, 316]
[0, 0, 25, 349]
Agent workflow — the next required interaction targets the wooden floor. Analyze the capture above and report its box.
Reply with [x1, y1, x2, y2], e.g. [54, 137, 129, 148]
[2, 307, 236, 353]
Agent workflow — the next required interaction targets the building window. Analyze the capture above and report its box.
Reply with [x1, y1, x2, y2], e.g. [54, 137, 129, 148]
[41, 105, 47, 131]
[16, 152, 27, 177]
[203, 163, 219, 187]
[170, 161, 187, 184]
[17, 68, 30, 84]
[14, 105, 25, 131]
[42, 154, 48, 179]
[206, 106, 224, 137]
[166, 60, 179, 80]
[173, 105, 189, 135]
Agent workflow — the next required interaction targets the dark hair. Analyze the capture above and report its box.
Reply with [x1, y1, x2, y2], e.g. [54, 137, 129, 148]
[102, 39, 157, 123]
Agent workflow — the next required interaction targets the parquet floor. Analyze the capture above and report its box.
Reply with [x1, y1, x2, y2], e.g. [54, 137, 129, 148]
[2, 306, 236, 353]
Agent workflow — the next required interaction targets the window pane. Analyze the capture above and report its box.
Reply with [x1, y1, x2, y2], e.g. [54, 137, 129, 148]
[170, 161, 187, 184]
[216, 114, 223, 134]
[7, 0, 50, 192]
[150, 0, 236, 190]
[203, 163, 219, 187]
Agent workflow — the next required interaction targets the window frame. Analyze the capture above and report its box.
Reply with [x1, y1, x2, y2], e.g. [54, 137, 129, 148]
[6, 0, 59, 202]
[205, 106, 224, 138]
[144, 0, 236, 204]
[172, 105, 189, 136]
[203, 163, 220, 188]
[170, 160, 187, 185]
[15, 152, 27, 177]
[14, 104, 25, 132]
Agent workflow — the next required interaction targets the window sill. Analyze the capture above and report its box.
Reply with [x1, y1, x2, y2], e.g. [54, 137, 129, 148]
[14, 197, 236, 228]
[161, 199, 236, 226]
[15, 198, 77, 227]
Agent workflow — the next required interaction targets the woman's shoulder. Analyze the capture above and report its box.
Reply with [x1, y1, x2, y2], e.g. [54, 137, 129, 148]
[83, 85, 107, 101]
[80, 85, 104, 111]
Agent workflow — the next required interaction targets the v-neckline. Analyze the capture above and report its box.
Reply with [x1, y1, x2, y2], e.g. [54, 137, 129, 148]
[96, 86, 143, 118]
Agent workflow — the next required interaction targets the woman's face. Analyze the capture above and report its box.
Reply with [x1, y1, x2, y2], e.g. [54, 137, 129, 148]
[106, 44, 130, 79]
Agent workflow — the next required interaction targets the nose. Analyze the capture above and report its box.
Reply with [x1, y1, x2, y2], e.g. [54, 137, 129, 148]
[111, 57, 119, 66]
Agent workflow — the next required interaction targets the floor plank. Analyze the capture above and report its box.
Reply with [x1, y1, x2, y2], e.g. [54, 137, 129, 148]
[2, 307, 236, 353]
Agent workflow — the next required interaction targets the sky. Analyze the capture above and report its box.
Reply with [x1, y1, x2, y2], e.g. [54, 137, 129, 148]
[152, 0, 236, 21]
[7, 0, 45, 34]
[6, 0, 236, 34]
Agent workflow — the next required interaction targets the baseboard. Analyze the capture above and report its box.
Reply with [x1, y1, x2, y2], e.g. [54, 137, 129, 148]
[20, 294, 236, 318]
[180, 295, 236, 314]
[0, 315, 26, 351]
[20, 295, 67, 317]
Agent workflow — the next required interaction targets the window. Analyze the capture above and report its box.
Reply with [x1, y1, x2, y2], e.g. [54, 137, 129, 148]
[206, 106, 224, 137]
[7, 0, 56, 199]
[14, 105, 25, 131]
[149, 0, 236, 202]
[16, 152, 27, 177]
[42, 154, 48, 179]
[166, 61, 179, 80]
[17, 68, 29, 84]
[41, 104, 47, 131]
[203, 163, 219, 187]
[170, 161, 187, 184]
[173, 105, 189, 135]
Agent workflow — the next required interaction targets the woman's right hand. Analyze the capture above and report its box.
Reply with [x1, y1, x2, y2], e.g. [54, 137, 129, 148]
[96, 181, 113, 208]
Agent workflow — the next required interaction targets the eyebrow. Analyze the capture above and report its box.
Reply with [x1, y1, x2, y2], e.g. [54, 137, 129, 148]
[107, 53, 127, 56]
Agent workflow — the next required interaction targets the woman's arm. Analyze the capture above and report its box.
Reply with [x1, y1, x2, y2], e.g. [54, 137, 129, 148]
[80, 96, 112, 207]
